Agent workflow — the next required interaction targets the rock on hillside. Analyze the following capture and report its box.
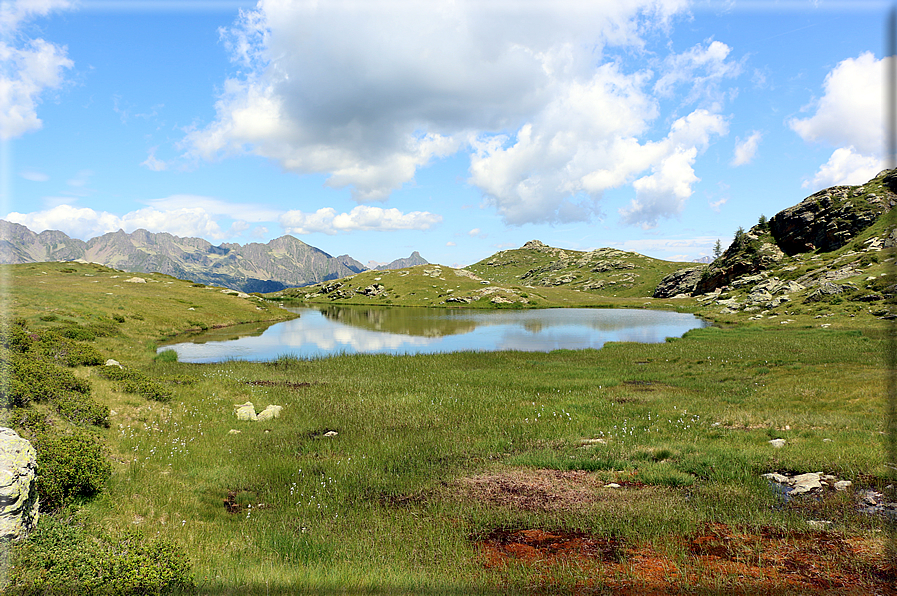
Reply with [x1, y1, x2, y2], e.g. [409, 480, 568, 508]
[654, 169, 897, 298]
[770, 172, 896, 255]
[0, 428, 38, 541]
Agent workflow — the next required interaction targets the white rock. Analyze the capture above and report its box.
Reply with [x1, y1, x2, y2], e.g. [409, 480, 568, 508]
[604, 483, 621, 489]
[105, 359, 122, 368]
[789, 473, 822, 495]
[834, 480, 852, 491]
[323, 430, 338, 437]
[234, 402, 257, 421]
[807, 520, 833, 530]
[0, 428, 39, 541]
[227, 429, 242, 435]
[256, 405, 283, 421]
[762, 472, 789, 484]
[124, 277, 146, 283]
[768, 438, 786, 448]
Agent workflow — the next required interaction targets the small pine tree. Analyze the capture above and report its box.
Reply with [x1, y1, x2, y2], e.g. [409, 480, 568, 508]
[758, 214, 768, 229]
[713, 239, 722, 259]
[734, 226, 745, 246]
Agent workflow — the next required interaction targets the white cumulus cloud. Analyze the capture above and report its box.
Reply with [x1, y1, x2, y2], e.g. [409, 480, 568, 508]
[803, 147, 884, 190]
[145, 194, 281, 222]
[279, 205, 442, 235]
[790, 52, 888, 189]
[181, 0, 743, 230]
[731, 130, 762, 166]
[790, 52, 884, 156]
[0, 0, 73, 140]
[6, 204, 228, 240]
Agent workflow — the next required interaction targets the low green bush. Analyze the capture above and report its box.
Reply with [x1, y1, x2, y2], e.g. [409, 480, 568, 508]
[38, 333, 105, 367]
[52, 393, 110, 428]
[1, 352, 91, 408]
[6, 515, 194, 595]
[33, 433, 112, 512]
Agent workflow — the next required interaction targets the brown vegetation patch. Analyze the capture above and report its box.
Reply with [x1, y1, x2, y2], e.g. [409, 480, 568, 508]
[475, 522, 895, 594]
[476, 528, 623, 568]
[244, 380, 313, 389]
[457, 469, 604, 512]
[453, 469, 681, 515]
[680, 523, 896, 594]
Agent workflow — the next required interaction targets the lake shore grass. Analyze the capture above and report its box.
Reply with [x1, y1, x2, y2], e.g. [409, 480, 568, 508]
[3, 261, 895, 594]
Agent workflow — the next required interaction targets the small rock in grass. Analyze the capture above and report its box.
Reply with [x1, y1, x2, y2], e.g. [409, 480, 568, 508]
[807, 520, 833, 530]
[762, 473, 789, 484]
[768, 438, 786, 448]
[605, 483, 621, 489]
[228, 429, 241, 435]
[834, 480, 852, 491]
[789, 473, 822, 495]
[256, 405, 283, 421]
[234, 402, 257, 421]
[323, 430, 338, 437]
[105, 359, 122, 368]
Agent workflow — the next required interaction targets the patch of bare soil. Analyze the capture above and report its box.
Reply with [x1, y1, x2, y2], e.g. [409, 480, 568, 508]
[457, 469, 604, 512]
[453, 468, 671, 513]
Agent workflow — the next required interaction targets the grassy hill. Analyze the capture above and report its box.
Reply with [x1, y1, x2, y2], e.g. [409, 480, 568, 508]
[271, 241, 689, 310]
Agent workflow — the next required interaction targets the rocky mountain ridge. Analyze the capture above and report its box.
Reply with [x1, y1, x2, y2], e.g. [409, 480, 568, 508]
[0, 222, 426, 293]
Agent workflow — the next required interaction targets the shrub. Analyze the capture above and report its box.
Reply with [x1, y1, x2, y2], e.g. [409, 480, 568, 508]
[53, 393, 110, 428]
[6, 515, 194, 595]
[1, 353, 91, 408]
[34, 433, 112, 512]
[38, 333, 105, 367]
[1, 324, 34, 353]
[6, 408, 52, 440]
[112, 314, 126, 323]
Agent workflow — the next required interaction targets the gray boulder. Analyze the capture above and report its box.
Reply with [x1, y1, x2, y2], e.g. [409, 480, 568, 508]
[805, 282, 843, 303]
[653, 267, 706, 298]
[0, 428, 39, 541]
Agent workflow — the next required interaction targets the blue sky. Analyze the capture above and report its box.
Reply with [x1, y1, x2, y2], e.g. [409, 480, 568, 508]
[1, 0, 891, 268]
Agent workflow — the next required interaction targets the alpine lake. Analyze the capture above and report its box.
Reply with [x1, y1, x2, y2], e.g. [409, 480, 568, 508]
[160, 305, 709, 363]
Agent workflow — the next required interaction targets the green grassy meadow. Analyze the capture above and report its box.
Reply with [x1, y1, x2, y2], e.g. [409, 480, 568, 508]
[2, 260, 895, 594]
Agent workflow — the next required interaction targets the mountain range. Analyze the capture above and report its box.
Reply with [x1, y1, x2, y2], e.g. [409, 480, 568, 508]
[0, 222, 427, 293]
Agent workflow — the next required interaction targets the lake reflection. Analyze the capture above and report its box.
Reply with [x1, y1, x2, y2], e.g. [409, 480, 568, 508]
[161, 306, 708, 363]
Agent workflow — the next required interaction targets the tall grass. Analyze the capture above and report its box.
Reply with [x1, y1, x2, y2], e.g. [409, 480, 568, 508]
[61, 323, 888, 591]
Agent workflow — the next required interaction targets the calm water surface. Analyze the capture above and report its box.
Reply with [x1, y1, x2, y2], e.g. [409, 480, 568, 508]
[161, 306, 708, 363]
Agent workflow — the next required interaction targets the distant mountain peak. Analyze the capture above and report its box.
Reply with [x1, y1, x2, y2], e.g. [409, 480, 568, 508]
[376, 251, 428, 270]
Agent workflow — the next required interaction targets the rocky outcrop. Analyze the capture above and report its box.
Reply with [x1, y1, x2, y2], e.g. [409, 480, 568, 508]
[653, 267, 706, 298]
[693, 234, 786, 295]
[654, 170, 897, 298]
[768, 178, 893, 255]
[0, 428, 39, 541]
